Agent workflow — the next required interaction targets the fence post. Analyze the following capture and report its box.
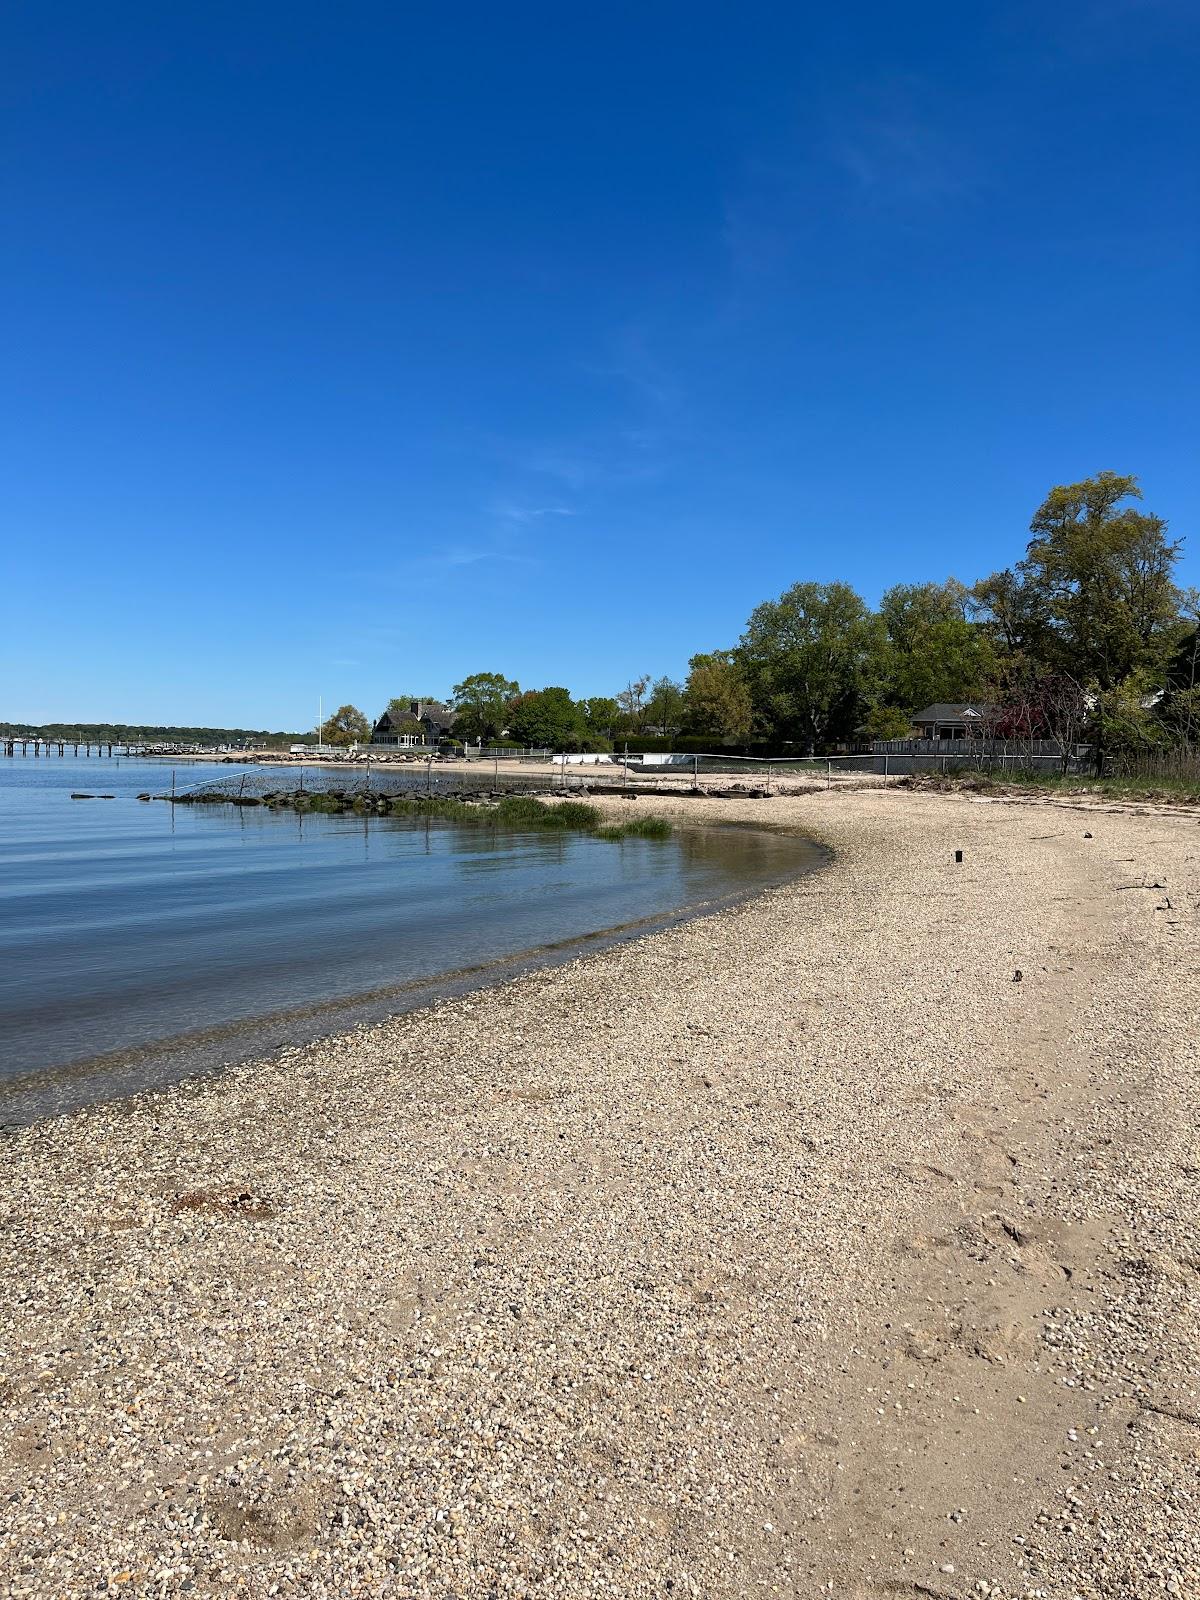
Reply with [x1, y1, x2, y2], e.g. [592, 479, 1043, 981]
[426, 756, 432, 794]
[883, 753, 889, 778]
[826, 758, 831, 787]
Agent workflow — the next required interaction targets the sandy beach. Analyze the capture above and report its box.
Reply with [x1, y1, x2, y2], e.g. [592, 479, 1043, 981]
[1, 787, 1197, 1599]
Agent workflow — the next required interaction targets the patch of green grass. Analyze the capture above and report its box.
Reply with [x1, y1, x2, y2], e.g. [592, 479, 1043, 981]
[382, 795, 491, 824]
[494, 795, 602, 830]
[595, 815, 673, 840]
[383, 793, 672, 839]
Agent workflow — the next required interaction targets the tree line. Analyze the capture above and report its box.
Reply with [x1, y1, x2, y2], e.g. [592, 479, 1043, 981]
[0, 721, 312, 747]
[325, 473, 1197, 758]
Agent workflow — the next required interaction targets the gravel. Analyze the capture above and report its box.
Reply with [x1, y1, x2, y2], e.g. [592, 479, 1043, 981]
[0, 786, 1196, 1599]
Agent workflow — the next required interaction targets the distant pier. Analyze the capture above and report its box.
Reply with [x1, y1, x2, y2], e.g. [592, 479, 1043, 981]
[3, 739, 151, 758]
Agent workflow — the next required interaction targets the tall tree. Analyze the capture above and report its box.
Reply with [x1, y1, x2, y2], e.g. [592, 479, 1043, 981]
[450, 672, 519, 742]
[1163, 590, 1200, 747]
[616, 676, 651, 731]
[970, 568, 1049, 661]
[643, 676, 686, 737]
[322, 704, 370, 746]
[879, 579, 997, 711]
[1017, 472, 1181, 689]
[579, 697, 621, 736]
[683, 651, 753, 742]
[738, 581, 886, 751]
[507, 687, 585, 750]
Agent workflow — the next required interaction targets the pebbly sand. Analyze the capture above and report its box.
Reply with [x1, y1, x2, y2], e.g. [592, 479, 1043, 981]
[1, 787, 1197, 1599]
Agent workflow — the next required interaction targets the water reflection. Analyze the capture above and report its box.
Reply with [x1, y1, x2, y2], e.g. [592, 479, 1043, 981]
[0, 758, 824, 1121]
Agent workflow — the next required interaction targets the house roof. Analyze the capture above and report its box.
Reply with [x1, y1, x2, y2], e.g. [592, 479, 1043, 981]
[373, 709, 422, 733]
[413, 700, 457, 725]
[374, 702, 459, 733]
[912, 703, 990, 724]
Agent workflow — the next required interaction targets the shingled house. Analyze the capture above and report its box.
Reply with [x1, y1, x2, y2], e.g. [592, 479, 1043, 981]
[370, 700, 459, 748]
[911, 703, 994, 740]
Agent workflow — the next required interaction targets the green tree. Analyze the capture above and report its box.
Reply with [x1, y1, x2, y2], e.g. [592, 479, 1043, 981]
[616, 676, 651, 731]
[879, 579, 997, 711]
[322, 704, 370, 745]
[508, 686, 585, 750]
[643, 676, 686, 737]
[1163, 591, 1200, 746]
[970, 567, 1049, 662]
[451, 672, 519, 742]
[1015, 472, 1181, 690]
[738, 581, 886, 751]
[579, 697, 621, 736]
[862, 703, 913, 741]
[683, 651, 753, 742]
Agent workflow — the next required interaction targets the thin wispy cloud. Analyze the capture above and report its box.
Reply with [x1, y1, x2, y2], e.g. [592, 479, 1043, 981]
[826, 92, 974, 209]
[514, 438, 673, 492]
[493, 327, 692, 499]
[585, 328, 685, 420]
[491, 501, 577, 525]
[415, 542, 539, 571]
[721, 78, 978, 292]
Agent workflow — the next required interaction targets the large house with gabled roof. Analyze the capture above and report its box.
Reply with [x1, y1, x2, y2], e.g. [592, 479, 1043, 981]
[370, 699, 459, 748]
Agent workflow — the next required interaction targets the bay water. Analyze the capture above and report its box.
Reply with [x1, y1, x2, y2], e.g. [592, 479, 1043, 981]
[0, 756, 820, 1120]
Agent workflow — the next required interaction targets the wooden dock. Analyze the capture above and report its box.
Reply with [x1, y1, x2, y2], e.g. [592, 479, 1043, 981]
[3, 739, 125, 757]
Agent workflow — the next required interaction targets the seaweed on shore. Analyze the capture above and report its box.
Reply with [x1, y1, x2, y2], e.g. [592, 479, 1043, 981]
[382, 793, 671, 841]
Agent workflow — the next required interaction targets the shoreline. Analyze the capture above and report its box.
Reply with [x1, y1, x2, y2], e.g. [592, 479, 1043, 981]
[0, 817, 829, 1128]
[1, 788, 1196, 1596]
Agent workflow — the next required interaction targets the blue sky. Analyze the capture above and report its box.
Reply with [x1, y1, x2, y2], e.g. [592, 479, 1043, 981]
[4, 1, 1197, 729]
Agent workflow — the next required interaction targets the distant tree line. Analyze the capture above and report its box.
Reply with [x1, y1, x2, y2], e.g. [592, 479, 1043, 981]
[0, 722, 315, 748]
[394, 474, 1189, 761]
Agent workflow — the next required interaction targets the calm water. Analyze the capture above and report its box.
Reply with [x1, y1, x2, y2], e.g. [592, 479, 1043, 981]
[0, 757, 820, 1120]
